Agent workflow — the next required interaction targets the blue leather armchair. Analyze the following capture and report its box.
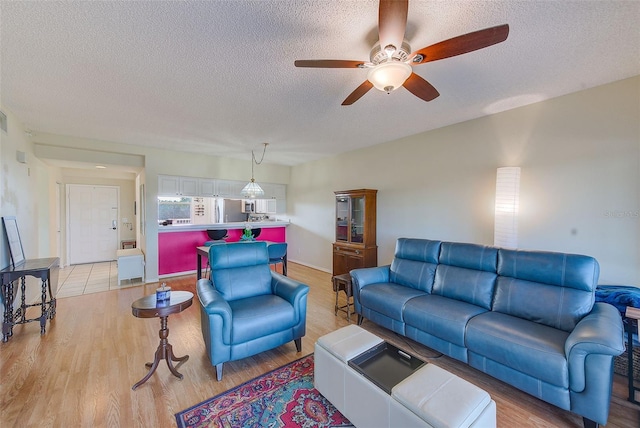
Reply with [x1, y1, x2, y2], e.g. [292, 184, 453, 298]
[196, 242, 309, 380]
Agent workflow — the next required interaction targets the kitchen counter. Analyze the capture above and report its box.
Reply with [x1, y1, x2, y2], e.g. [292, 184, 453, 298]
[157, 220, 290, 233]
[157, 221, 289, 276]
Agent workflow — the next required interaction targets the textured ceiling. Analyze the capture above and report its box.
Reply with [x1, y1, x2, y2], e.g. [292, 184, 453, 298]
[2, 1, 639, 166]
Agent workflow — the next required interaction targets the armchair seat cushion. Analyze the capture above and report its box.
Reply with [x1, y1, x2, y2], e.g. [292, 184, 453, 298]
[466, 311, 570, 388]
[359, 283, 426, 321]
[404, 295, 487, 347]
[230, 294, 296, 343]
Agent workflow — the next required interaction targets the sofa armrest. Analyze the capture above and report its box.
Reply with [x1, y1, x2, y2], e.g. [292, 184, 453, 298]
[271, 272, 310, 306]
[565, 302, 625, 392]
[350, 265, 391, 291]
[196, 278, 232, 343]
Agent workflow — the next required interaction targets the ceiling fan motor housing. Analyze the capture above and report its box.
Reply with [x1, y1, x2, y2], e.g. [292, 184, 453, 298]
[370, 40, 412, 65]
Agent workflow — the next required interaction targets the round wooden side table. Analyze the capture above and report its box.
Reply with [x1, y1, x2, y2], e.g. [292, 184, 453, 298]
[131, 290, 193, 390]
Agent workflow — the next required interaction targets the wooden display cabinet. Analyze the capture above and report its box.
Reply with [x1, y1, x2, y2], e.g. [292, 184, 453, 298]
[333, 189, 377, 276]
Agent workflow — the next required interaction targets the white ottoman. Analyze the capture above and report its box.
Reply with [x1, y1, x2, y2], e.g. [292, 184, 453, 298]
[116, 248, 145, 285]
[315, 325, 496, 428]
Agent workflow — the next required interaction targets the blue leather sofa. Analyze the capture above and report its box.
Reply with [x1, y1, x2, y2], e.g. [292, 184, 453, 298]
[196, 242, 309, 380]
[351, 238, 624, 428]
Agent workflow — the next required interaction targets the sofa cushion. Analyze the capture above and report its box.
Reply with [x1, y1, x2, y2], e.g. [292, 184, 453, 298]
[404, 295, 487, 347]
[439, 242, 498, 273]
[497, 248, 599, 292]
[229, 294, 295, 343]
[389, 238, 441, 292]
[360, 283, 427, 321]
[493, 276, 595, 332]
[466, 311, 570, 388]
[433, 265, 497, 310]
[495, 249, 598, 331]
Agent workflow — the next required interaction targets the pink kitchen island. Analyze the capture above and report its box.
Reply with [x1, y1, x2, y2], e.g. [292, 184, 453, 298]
[158, 221, 289, 276]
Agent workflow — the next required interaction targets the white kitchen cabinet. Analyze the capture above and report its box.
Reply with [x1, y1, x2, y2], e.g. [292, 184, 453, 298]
[180, 177, 199, 196]
[158, 175, 199, 196]
[258, 183, 286, 200]
[199, 179, 217, 197]
[215, 180, 235, 197]
[272, 184, 286, 200]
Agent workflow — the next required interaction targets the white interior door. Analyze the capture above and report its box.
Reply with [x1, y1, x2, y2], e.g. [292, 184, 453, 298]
[68, 184, 119, 264]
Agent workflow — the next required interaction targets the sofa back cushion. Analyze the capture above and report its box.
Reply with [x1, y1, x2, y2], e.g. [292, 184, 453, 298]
[433, 242, 498, 309]
[494, 249, 599, 331]
[389, 238, 441, 292]
[210, 242, 273, 301]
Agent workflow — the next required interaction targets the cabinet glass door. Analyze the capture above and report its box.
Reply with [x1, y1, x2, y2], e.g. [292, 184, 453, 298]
[350, 196, 364, 243]
[336, 196, 349, 242]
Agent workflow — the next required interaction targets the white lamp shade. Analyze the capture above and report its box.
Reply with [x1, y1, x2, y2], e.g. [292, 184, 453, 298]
[367, 61, 412, 92]
[241, 180, 264, 198]
[494, 167, 521, 248]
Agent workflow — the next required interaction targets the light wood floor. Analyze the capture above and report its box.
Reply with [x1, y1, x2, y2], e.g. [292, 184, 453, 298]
[1, 263, 637, 427]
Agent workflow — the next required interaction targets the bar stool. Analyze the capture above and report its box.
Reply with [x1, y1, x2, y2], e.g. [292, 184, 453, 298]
[268, 243, 288, 276]
[332, 273, 353, 322]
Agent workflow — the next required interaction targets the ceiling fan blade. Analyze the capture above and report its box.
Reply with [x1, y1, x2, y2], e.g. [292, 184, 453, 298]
[378, 0, 408, 53]
[403, 73, 440, 102]
[294, 60, 365, 68]
[411, 24, 509, 65]
[342, 81, 374, 105]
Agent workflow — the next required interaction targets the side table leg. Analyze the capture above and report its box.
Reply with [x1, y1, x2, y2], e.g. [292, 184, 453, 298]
[132, 345, 163, 390]
[40, 277, 48, 334]
[165, 343, 189, 378]
[2, 281, 15, 342]
[628, 318, 639, 404]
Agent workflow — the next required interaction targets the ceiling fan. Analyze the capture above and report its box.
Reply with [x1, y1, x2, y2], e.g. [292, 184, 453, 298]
[294, 0, 509, 105]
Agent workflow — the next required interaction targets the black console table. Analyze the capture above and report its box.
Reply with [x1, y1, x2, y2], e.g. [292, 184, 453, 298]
[1, 257, 59, 342]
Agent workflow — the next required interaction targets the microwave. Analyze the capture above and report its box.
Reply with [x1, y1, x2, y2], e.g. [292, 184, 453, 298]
[241, 200, 255, 213]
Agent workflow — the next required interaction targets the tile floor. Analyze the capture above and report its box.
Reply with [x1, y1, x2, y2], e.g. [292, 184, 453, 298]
[56, 262, 144, 298]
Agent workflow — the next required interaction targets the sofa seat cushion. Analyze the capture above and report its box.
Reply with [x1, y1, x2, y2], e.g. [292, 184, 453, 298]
[229, 294, 295, 343]
[404, 295, 487, 347]
[360, 283, 427, 321]
[466, 311, 570, 388]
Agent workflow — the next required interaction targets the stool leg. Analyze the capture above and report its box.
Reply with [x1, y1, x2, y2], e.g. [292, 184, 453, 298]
[345, 288, 350, 322]
[334, 288, 339, 316]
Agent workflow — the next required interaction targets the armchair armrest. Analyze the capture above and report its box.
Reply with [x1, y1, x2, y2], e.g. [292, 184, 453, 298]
[196, 278, 232, 343]
[350, 265, 390, 292]
[565, 302, 625, 392]
[271, 272, 310, 306]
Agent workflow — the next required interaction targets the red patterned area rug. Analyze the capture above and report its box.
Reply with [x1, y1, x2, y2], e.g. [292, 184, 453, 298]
[175, 354, 353, 428]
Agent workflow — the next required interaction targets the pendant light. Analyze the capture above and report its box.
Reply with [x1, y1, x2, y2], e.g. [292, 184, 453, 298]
[241, 143, 269, 198]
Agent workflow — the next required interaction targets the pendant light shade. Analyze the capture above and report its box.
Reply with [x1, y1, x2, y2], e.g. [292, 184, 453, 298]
[241, 179, 264, 198]
[241, 143, 268, 198]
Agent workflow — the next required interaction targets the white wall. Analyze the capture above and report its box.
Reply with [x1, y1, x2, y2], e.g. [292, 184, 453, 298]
[287, 76, 640, 285]
[0, 106, 60, 304]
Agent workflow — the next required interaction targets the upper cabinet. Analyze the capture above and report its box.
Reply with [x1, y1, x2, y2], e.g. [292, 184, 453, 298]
[334, 189, 377, 247]
[201, 179, 242, 198]
[158, 175, 286, 203]
[260, 183, 286, 200]
[158, 175, 199, 196]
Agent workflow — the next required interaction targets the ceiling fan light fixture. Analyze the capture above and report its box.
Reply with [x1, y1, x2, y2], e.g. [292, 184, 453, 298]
[367, 61, 412, 94]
